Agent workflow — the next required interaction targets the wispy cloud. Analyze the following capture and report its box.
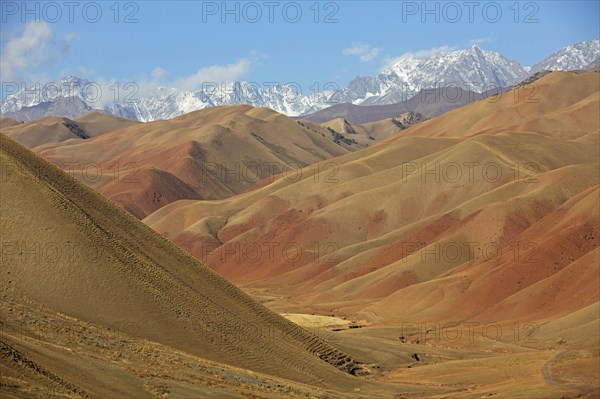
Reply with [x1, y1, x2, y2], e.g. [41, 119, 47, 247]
[470, 33, 495, 46]
[1, 22, 74, 81]
[173, 58, 252, 91]
[343, 42, 380, 62]
[55, 55, 256, 108]
[151, 67, 167, 81]
[411, 45, 457, 59]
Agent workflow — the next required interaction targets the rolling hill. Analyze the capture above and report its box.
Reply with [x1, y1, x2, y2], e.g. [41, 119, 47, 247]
[0, 133, 405, 398]
[1, 112, 138, 148]
[3, 69, 598, 399]
[298, 87, 493, 124]
[145, 70, 599, 325]
[2, 106, 360, 218]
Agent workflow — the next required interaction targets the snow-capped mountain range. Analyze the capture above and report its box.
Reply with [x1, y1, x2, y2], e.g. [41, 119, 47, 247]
[333, 45, 529, 106]
[104, 82, 324, 122]
[531, 39, 600, 73]
[2, 39, 598, 122]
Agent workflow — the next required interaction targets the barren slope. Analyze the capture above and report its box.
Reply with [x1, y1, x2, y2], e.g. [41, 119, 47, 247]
[3, 105, 359, 218]
[319, 112, 425, 145]
[141, 70, 600, 397]
[0, 134, 389, 397]
[1, 112, 137, 149]
[146, 71, 600, 325]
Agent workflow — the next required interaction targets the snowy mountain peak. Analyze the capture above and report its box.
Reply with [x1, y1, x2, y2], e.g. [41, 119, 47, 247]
[531, 39, 600, 73]
[341, 46, 528, 106]
[1, 76, 92, 115]
[2, 39, 599, 122]
[383, 54, 421, 78]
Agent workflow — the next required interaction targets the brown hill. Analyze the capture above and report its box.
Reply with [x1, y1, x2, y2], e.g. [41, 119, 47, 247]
[4, 69, 598, 398]
[319, 112, 426, 145]
[0, 112, 138, 149]
[140, 70, 599, 398]
[401, 70, 599, 140]
[3, 105, 360, 218]
[0, 117, 21, 128]
[298, 87, 496, 124]
[69, 111, 139, 136]
[0, 134, 402, 398]
[146, 71, 599, 325]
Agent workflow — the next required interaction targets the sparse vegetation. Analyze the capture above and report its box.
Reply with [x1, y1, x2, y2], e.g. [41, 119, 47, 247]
[391, 112, 425, 130]
[513, 70, 553, 89]
[63, 120, 89, 139]
[326, 126, 357, 145]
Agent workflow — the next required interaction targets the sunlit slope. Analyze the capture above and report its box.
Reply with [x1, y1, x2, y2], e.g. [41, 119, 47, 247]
[0, 117, 21, 128]
[8, 105, 353, 218]
[145, 70, 599, 325]
[1, 112, 137, 148]
[0, 134, 371, 388]
[319, 115, 416, 145]
[399, 71, 599, 139]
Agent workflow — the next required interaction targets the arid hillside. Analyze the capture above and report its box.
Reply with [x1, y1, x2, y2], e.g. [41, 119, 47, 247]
[0, 134, 410, 398]
[139, 70, 600, 398]
[318, 111, 425, 145]
[1, 112, 138, 148]
[2, 106, 362, 218]
[146, 71, 599, 326]
[2, 70, 598, 399]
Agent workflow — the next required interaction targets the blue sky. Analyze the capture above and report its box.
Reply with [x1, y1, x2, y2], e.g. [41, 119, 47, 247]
[1, 0, 598, 99]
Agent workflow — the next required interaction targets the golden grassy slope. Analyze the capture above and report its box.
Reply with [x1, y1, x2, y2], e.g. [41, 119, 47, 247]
[319, 117, 405, 146]
[2, 106, 359, 218]
[1, 112, 137, 149]
[400, 71, 599, 140]
[0, 134, 401, 397]
[145, 70, 599, 325]
[0, 118, 21, 128]
[319, 112, 424, 145]
[141, 69, 600, 398]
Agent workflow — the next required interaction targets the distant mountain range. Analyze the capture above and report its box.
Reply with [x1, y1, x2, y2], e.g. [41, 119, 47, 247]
[2, 39, 598, 122]
[298, 87, 498, 124]
[531, 39, 600, 72]
[332, 44, 528, 107]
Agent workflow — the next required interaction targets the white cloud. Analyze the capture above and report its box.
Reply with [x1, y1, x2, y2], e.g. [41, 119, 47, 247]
[86, 56, 255, 105]
[381, 45, 457, 70]
[470, 34, 495, 46]
[410, 45, 457, 59]
[64, 32, 77, 42]
[26, 53, 255, 106]
[173, 58, 252, 91]
[151, 67, 167, 81]
[343, 42, 380, 62]
[1, 22, 73, 81]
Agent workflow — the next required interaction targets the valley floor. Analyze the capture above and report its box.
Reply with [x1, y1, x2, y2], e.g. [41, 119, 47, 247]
[251, 287, 600, 399]
[5, 294, 598, 399]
